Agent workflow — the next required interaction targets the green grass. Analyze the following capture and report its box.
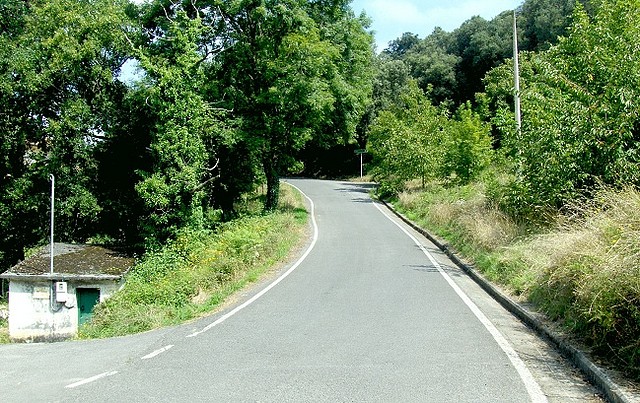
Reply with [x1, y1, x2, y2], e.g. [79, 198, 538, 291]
[79, 183, 309, 339]
[0, 299, 8, 344]
[391, 181, 640, 380]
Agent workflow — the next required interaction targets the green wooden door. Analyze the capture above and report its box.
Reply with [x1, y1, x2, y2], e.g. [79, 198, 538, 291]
[77, 288, 100, 326]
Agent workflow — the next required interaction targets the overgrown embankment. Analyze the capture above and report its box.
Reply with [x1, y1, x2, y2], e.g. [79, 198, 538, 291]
[79, 184, 308, 339]
[390, 181, 640, 381]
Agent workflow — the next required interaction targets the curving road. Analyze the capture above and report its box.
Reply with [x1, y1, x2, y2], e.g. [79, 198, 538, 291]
[1, 179, 601, 402]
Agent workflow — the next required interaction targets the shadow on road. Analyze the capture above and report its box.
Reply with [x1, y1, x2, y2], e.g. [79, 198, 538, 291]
[334, 181, 376, 194]
[406, 264, 440, 274]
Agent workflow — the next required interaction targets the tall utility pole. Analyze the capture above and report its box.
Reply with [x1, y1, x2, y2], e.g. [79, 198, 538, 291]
[513, 10, 522, 134]
[50, 174, 54, 275]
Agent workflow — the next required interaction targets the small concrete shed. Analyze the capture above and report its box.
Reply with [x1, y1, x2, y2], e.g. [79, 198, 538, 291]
[0, 243, 134, 342]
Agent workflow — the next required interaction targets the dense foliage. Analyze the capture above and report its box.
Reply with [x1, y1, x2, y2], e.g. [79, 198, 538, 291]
[0, 0, 374, 269]
[368, 0, 640, 221]
[380, 0, 591, 107]
[368, 82, 492, 194]
[484, 0, 640, 219]
[1, 0, 132, 267]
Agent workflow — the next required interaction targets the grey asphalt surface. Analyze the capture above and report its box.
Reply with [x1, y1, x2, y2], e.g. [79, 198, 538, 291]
[0, 179, 602, 402]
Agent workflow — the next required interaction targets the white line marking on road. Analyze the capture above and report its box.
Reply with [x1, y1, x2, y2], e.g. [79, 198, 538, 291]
[374, 202, 549, 403]
[186, 182, 318, 338]
[141, 344, 174, 360]
[65, 371, 118, 389]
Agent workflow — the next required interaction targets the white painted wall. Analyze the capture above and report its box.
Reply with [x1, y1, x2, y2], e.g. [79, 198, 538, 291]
[8, 279, 121, 342]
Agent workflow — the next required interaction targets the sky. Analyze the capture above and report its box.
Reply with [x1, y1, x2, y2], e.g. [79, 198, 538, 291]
[350, 0, 523, 51]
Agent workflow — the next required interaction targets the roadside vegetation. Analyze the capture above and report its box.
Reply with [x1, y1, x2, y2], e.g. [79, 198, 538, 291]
[79, 184, 308, 338]
[0, 298, 8, 344]
[367, 0, 640, 381]
[390, 181, 640, 380]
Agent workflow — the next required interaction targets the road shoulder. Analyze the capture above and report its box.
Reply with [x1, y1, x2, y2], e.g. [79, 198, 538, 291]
[380, 199, 639, 403]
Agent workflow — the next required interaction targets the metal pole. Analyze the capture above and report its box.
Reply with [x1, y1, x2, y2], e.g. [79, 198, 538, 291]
[50, 174, 54, 275]
[360, 153, 363, 179]
[513, 10, 522, 134]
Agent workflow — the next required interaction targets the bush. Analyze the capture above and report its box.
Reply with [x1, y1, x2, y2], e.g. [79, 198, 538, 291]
[79, 184, 307, 338]
[397, 179, 640, 379]
[528, 187, 640, 378]
[468, 184, 640, 378]
[442, 103, 493, 184]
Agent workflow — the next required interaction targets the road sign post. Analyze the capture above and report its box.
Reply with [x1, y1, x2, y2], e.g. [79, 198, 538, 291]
[354, 149, 366, 179]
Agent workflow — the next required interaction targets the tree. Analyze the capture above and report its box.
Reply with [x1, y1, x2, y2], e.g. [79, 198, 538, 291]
[368, 81, 448, 188]
[384, 32, 420, 58]
[520, 0, 584, 51]
[215, 0, 373, 210]
[131, 3, 231, 242]
[450, 12, 514, 104]
[298, 1, 376, 176]
[0, 0, 131, 269]
[442, 102, 493, 183]
[404, 36, 460, 104]
[369, 57, 413, 117]
[484, 0, 640, 215]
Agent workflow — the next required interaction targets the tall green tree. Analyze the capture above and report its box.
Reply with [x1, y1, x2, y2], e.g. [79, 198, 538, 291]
[0, 0, 131, 269]
[403, 32, 460, 104]
[442, 102, 493, 184]
[298, 0, 375, 175]
[132, 3, 231, 242]
[520, 0, 588, 51]
[485, 0, 640, 214]
[216, 0, 373, 210]
[384, 32, 420, 58]
[368, 81, 449, 187]
[451, 12, 514, 104]
[371, 57, 412, 112]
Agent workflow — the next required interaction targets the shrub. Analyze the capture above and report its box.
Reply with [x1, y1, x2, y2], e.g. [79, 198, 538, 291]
[79, 184, 307, 338]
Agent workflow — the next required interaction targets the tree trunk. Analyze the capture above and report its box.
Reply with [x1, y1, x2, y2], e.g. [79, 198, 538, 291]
[263, 158, 280, 211]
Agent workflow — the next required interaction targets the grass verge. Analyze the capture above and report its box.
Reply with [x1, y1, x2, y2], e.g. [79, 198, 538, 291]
[391, 181, 640, 381]
[0, 299, 8, 344]
[79, 183, 308, 339]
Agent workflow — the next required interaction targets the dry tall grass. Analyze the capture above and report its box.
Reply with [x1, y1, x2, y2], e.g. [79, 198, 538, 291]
[396, 182, 640, 379]
[398, 182, 520, 253]
[528, 188, 640, 376]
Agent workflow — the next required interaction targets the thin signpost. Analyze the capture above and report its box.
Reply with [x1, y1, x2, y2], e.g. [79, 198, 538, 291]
[50, 174, 54, 275]
[513, 10, 522, 135]
[513, 10, 524, 176]
[354, 149, 366, 178]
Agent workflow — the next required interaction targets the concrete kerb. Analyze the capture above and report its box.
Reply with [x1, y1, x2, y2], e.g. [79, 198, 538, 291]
[380, 199, 635, 403]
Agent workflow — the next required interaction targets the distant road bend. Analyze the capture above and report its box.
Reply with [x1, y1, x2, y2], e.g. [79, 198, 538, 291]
[1, 179, 602, 402]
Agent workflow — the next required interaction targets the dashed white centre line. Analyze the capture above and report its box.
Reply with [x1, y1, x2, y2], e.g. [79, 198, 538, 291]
[65, 371, 118, 389]
[141, 344, 174, 360]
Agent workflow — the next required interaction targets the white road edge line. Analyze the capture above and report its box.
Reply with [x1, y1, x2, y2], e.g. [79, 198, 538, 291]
[65, 371, 118, 389]
[186, 181, 318, 338]
[141, 344, 174, 360]
[374, 202, 548, 403]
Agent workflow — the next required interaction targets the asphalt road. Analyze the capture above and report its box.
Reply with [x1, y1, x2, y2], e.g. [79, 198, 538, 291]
[1, 179, 602, 402]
